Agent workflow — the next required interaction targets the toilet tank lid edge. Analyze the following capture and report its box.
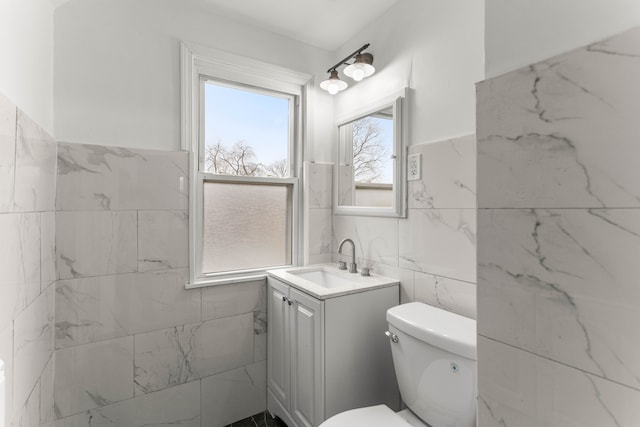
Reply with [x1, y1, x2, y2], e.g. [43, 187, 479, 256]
[387, 302, 477, 360]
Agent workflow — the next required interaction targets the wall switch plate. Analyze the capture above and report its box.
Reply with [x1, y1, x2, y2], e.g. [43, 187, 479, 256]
[407, 153, 421, 181]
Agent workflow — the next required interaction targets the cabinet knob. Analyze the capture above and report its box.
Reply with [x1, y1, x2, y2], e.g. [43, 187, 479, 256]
[282, 296, 287, 302]
[287, 298, 293, 306]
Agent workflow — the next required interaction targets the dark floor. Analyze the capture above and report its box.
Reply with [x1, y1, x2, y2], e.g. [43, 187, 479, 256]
[224, 410, 288, 427]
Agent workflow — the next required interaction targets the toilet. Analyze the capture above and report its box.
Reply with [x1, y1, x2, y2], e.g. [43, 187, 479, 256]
[320, 302, 476, 427]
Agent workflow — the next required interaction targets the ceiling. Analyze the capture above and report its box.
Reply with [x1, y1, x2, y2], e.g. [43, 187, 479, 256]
[52, 0, 400, 51]
[199, 0, 400, 51]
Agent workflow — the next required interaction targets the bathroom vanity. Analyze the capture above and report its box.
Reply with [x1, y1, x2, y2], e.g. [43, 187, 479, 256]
[267, 265, 400, 427]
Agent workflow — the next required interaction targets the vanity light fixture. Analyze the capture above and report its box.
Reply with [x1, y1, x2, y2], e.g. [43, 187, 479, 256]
[320, 43, 375, 95]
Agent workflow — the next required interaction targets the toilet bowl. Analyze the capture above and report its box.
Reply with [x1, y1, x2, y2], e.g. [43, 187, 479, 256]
[319, 302, 476, 427]
[320, 405, 426, 427]
[320, 405, 419, 427]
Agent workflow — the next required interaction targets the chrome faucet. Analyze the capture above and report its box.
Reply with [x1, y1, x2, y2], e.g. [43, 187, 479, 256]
[338, 238, 358, 273]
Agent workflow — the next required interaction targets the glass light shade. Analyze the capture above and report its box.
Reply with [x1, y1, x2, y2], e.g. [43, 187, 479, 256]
[344, 53, 375, 81]
[320, 70, 348, 95]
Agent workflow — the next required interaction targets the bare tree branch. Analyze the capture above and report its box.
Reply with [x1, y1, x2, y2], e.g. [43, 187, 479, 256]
[351, 117, 389, 182]
[265, 159, 288, 177]
[205, 139, 260, 175]
[205, 139, 226, 174]
[204, 139, 288, 178]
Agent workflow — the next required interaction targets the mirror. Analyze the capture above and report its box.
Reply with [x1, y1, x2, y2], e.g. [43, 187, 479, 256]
[334, 90, 407, 217]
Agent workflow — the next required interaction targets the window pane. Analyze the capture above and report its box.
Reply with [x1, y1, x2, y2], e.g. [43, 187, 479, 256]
[204, 82, 291, 177]
[202, 181, 292, 274]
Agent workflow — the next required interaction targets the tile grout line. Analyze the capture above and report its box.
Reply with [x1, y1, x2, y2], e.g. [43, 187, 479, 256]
[479, 335, 640, 393]
[56, 310, 258, 355]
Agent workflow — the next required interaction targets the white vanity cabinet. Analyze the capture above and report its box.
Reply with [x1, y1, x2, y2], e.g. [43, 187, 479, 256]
[267, 274, 400, 427]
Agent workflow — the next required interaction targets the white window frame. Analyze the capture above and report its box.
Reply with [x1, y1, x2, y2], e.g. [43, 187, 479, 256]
[181, 42, 312, 288]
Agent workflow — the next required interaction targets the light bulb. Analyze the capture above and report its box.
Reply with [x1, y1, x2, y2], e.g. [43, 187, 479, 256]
[320, 70, 348, 94]
[344, 52, 375, 81]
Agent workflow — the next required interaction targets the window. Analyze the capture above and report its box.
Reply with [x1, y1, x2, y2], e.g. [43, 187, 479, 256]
[200, 81, 295, 276]
[182, 43, 312, 286]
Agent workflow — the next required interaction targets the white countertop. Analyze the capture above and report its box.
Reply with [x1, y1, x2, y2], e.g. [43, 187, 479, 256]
[267, 264, 399, 300]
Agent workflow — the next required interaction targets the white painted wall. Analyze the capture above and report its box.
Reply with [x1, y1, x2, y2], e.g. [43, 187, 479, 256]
[331, 0, 484, 155]
[0, 0, 54, 135]
[327, 0, 482, 317]
[486, 0, 640, 78]
[54, 0, 335, 155]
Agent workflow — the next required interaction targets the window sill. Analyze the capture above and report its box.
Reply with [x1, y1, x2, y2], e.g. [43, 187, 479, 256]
[185, 273, 267, 289]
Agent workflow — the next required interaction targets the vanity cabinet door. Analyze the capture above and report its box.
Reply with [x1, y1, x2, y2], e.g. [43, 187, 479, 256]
[289, 288, 324, 427]
[267, 278, 291, 408]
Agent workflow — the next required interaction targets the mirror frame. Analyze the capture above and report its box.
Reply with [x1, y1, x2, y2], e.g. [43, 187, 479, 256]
[334, 88, 408, 218]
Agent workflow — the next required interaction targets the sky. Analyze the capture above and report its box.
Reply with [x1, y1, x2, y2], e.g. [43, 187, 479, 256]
[204, 81, 290, 167]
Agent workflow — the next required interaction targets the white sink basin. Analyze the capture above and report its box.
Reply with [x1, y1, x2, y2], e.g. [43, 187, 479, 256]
[290, 268, 357, 289]
[268, 264, 399, 299]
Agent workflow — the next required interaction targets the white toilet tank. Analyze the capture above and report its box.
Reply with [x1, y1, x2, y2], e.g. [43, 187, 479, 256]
[386, 302, 476, 427]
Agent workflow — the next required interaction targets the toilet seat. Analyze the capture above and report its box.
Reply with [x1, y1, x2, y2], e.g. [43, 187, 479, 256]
[319, 405, 414, 427]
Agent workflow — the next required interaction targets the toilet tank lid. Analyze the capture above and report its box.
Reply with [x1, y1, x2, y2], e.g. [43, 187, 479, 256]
[387, 302, 476, 360]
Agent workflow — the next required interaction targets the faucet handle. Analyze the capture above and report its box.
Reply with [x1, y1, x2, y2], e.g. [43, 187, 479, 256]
[338, 261, 347, 270]
[361, 267, 371, 277]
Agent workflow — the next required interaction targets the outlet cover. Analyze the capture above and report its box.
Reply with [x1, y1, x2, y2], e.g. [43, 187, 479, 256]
[407, 153, 421, 181]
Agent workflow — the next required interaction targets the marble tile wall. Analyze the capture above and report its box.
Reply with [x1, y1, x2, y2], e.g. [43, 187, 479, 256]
[53, 142, 268, 426]
[304, 162, 333, 265]
[477, 27, 640, 425]
[0, 92, 56, 427]
[332, 134, 477, 318]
